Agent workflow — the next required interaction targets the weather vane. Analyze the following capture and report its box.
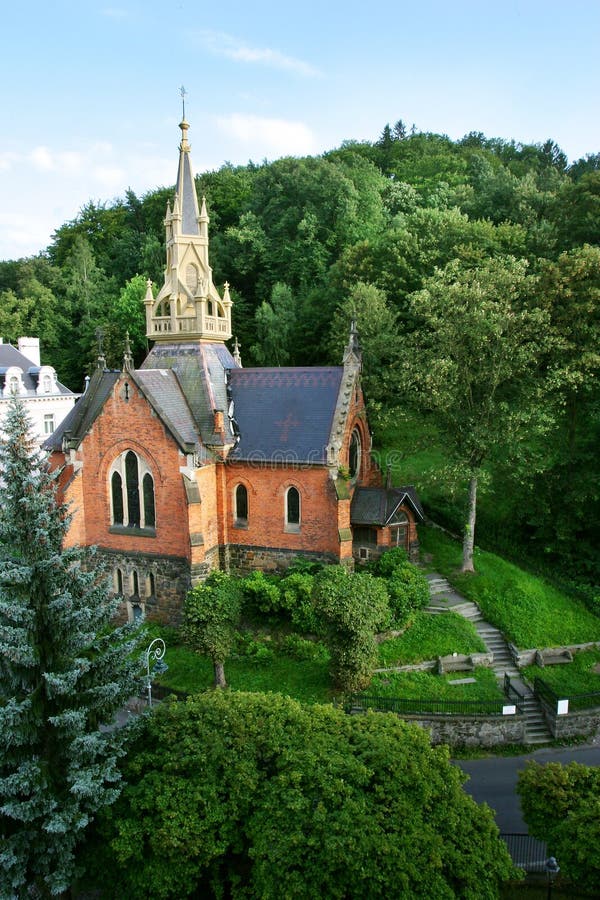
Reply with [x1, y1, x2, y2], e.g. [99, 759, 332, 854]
[180, 85, 187, 120]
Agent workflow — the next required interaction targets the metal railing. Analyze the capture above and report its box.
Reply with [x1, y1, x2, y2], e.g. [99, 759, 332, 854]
[347, 694, 511, 717]
[567, 689, 600, 711]
[533, 677, 559, 709]
[500, 834, 548, 873]
[534, 676, 600, 712]
[504, 674, 525, 713]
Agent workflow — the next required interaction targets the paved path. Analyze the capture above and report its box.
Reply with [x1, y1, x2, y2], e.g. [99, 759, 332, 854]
[426, 573, 553, 745]
[457, 742, 600, 832]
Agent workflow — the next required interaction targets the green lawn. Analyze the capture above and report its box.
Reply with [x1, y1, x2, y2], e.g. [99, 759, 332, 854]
[378, 610, 486, 666]
[419, 526, 600, 649]
[157, 643, 332, 704]
[523, 649, 600, 702]
[366, 666, 504, 703]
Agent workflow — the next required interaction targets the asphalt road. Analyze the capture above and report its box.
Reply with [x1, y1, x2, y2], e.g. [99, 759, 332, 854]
[455, 742, 600, 832]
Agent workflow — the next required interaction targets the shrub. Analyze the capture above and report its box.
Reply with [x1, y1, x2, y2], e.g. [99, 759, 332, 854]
[240, 570, 282, 616]
[370, 546, 409, 577]
[233, 632, 276, 663]
[387, 563, 431, 627]
[313, 566, 390, 691]
[279, 572, 319, 632]
[278, 633, 328, 662]
[518, 761, 600, 892]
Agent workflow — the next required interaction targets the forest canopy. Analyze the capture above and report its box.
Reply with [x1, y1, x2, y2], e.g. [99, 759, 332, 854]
[1, 123, 598, 580]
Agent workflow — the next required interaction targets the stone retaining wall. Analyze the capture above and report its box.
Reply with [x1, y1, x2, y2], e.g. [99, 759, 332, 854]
[509, 640, 600, 668]
[538, 698, 600, 741]
[401, 713, 526, 748]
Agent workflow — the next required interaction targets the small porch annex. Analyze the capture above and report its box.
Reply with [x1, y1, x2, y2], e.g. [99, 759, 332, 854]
[350, 485, 424, 563]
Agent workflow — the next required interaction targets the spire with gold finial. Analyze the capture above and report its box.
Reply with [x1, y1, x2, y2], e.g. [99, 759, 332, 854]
[144, 96, 233, 344]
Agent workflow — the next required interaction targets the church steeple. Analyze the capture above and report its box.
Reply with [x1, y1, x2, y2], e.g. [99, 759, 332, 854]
[145, 112, 233, 344]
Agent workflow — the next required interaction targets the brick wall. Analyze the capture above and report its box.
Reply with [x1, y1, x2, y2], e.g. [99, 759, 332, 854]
[224, 462, 344, 559]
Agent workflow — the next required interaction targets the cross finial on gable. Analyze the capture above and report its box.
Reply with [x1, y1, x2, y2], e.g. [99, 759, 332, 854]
[123, 331, 134, 372]
[95, 326, 106, 370]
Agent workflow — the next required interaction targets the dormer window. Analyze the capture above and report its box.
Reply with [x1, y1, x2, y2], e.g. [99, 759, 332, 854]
[36, 366, 57, 396]
[4, 368, 24, 397]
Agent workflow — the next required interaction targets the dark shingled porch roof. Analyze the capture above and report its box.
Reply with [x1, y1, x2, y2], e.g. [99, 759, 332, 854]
[228, 367, 343, 464]
[351, 486, 424, 525]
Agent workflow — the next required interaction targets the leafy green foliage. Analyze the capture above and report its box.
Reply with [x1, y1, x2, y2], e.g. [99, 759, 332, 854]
[184, 572, 242, 687]
[0, 399, 142, 897]
[419, 527, 600, 648]
[86, 691, 515, 898]
[523, 649, 600, 701]
[312, 565, 390, 691]
[368, 666, 504, 703]
[518, 762, 600, 892]
[278, 571, 319, 632]
[239, 569, 282, 616]
[378, 611, 486, 666]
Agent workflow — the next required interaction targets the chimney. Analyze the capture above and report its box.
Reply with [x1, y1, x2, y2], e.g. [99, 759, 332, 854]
[214, 410, 225, 436]
[18, 337, 41, 366]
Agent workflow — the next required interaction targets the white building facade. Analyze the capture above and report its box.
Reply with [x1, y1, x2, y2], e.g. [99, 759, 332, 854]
[0, 337, 79, 447]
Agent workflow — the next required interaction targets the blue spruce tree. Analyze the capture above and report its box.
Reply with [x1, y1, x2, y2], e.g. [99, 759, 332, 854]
[0, 397, 143, 897]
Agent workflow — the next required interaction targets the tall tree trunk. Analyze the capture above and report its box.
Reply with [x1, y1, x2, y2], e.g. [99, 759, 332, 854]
[462, 475, 478, 573]
[213, 661, 227, 689]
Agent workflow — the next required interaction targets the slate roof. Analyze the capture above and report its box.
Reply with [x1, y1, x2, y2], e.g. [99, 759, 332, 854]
[0, 343, 73, 396]
[44, 369, 120, 451]
[135, 369, 199, 450]
[141, 341, 238, 445]
[351, 486, 424, 526]
[228, 367, 343, 464]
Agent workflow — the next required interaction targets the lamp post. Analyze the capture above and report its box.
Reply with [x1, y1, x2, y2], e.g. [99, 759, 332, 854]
[545, 856, 560, 900]
[145, 637, 166, 707]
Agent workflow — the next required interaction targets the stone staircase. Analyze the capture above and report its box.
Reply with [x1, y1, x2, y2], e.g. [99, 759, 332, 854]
[425, 573, 553, 745]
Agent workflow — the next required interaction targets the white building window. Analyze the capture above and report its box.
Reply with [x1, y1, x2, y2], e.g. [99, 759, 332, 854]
[43, 413, 55, 435]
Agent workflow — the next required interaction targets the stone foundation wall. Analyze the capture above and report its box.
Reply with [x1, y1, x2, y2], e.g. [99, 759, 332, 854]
[401, 714, 526, 748]
[226, 543, 341, 574]
[98, 547, 191, 626]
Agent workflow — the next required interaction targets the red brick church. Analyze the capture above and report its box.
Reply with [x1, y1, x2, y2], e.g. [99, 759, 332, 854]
[47, 118, 422, 623]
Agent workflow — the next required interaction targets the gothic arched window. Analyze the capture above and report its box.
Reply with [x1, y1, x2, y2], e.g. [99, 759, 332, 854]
[109, 451, 156, 533]
[285, 486, 301, 532]
[349, 428, 361, 480]
[234, 484, 248, 526]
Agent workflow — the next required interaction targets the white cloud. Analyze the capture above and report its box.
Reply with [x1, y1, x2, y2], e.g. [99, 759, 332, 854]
[30, 146, 55, 171]
[217, 114, 318, 158]
[0, 152, 17, 172]
[195, 30, 320, 78]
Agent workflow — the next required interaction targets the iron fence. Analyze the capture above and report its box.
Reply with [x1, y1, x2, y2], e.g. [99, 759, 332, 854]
[534, 677, 600, 712]
[503, 674, 526, 713]
[500, 833, 548, 873]
[347, 694, 511, 717]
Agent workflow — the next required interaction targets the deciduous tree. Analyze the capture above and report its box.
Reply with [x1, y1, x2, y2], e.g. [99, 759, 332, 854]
[184, 572, 242, 688]
[86, 691, 516, 899]
[403, 257, 551, 572]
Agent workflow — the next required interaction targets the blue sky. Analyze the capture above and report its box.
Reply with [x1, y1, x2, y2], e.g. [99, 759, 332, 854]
[1, 0, 598, 261]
